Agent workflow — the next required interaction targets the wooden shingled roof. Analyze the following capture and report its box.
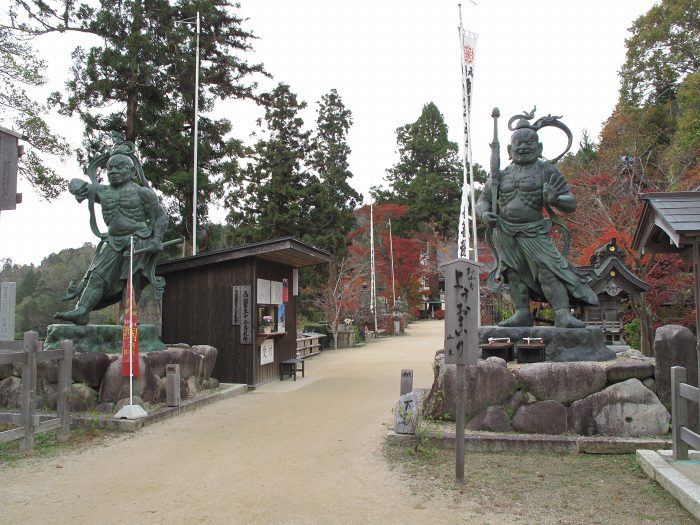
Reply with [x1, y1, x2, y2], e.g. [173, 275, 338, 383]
[157, 236, 330, 275]
[632, 192, 700, 254]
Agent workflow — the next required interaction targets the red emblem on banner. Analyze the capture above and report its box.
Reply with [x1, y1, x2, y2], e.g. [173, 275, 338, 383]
[464, 45, 474, 64]
[121, 274, 140, 377]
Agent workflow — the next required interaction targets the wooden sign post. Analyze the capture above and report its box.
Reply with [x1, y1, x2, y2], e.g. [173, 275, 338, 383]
[440, 258, 480, 485]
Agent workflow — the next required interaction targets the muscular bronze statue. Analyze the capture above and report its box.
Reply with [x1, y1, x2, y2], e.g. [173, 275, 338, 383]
[55, 138, 168, 325]
[476, 108, 598, 328]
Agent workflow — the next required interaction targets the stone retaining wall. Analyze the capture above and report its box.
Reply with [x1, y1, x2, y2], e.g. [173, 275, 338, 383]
[0, 344, 219, 415]
[423, 349, 670, 437]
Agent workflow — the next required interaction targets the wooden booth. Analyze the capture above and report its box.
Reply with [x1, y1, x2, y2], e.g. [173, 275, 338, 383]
[157, 237, 329, 387]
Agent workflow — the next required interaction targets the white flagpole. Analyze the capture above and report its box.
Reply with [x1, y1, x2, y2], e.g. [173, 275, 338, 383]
[458, 6, 479, 263]
[114, 236, 146, 420]
[388, 218, 396, 307]
[129, 235, 134, 407]
[192, 11, 200, 256]
[370, 200, 378, 333]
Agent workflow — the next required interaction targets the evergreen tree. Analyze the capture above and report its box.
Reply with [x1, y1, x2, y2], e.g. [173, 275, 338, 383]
[226, 83, 314, 243]
[7, 0, 266, 248]
[0, 28, 70, 199]
[379, 102, 463, 238]
[309, 89, 362, 269]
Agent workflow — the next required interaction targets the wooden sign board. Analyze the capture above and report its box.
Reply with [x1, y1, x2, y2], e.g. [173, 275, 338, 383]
[260, 338, 274, 365]
[240, 285, 252, 344]
[257, 278, 271, 304]
[440, 258, 479, 365]
[270, 280, 283, 305]
[232, 286, 241, 325]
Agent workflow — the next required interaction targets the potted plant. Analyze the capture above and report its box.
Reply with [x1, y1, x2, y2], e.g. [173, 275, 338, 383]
[260, 315, 274, 334]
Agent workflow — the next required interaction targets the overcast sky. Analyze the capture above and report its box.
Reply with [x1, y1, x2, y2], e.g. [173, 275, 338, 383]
[1, 0, 658, 266]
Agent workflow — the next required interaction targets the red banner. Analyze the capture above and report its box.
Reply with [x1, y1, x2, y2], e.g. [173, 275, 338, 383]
[121, 274, 140, 377]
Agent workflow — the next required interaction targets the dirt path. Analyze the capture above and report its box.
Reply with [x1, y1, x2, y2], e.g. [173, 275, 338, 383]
[4, 319, 501, 524]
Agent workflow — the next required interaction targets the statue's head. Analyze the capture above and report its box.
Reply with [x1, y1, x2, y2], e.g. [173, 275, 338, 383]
[106, 153, 136, 186]
[508, 128, 542, 166]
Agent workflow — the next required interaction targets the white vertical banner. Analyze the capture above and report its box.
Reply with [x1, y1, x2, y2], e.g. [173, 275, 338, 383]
[458, 27, 478, 262]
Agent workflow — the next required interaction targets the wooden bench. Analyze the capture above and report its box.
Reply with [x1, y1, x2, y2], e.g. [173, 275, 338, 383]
[280, 359, 304, 381]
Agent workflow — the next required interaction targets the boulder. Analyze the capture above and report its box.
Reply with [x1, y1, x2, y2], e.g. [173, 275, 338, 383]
[512, 400, 568, 434]
[605, 359, 655, 385]
[466, 406, 512, 432]
[164, 348, 197, 379]
[643, 377, 656, 392]
[485, 356, 507, 368]
[48, 383, 98, 412]
[514, 362, 607, 404]
[0, 376, 21, 407]
[143, 350, 176, 379]
[202, 378, 220, 390]
[505, 390, 527, 415]
[36, 378, 57, 409]
[186, 375, 198, 397]
[36, 359, 59, 384]
[192, 345, 218, 379]
[72, 352, 111, 389]
[423, 351, 517, 420]
[99, 357, 158, 403]
[654, 325, 697, 408]
[568, 378, 671, 436]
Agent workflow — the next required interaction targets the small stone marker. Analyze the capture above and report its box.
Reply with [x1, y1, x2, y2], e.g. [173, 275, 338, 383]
[166, 363, 181, 407]
[0, 282, 16, 341]
[400, 369, 413, 396]
[394, 391, 419, 435]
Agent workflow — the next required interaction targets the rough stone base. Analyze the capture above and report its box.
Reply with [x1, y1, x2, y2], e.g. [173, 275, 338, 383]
[479, 325, 615, 362]
[45, 324, 166, 353]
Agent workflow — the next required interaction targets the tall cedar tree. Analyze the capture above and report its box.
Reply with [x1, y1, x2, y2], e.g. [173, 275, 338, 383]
[7, 0, 266, 249]
[309, 89, 362, 279]
[378, 102, 462, 238]
[0, 27, 70, 199]
[226, 83, 314, 243]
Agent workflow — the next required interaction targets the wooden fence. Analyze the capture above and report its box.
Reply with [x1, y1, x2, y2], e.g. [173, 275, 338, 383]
[671, 365, 700, 460]
[0, 331, 72, 453]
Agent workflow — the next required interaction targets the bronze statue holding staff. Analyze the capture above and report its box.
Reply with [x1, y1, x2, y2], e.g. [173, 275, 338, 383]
[55, 135, 171, 325]
[476, 108, 598, 328]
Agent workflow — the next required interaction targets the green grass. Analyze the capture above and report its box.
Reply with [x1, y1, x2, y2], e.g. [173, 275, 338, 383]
[0, 428, 111, 466]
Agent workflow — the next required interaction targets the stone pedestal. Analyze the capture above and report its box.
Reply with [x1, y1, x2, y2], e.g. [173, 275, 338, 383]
[478, 326, 615, 362]
[45, 324, 166, 353]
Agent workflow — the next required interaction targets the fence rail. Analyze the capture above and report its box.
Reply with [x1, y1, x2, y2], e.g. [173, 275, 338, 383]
[671, 365, 700, 460]
[0, 331, 72, 453]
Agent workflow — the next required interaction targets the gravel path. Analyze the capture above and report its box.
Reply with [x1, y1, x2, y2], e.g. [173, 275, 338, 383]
[4, 319, 507, 524]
